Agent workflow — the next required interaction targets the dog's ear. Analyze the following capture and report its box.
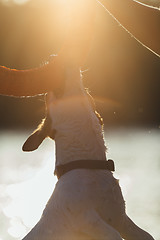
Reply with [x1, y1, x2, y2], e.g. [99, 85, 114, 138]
[22, 117, 50, 152]
[95, 110, 104, 126]
[22, 130, 46, 152]
[22, 115, 56, 151]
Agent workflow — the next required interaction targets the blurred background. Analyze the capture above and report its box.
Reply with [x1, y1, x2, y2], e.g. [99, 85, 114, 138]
[0, 0, 160, 240]
[0, 0, 159, 129]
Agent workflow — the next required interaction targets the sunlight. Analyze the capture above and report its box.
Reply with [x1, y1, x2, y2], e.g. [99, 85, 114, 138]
[3, 158, 57, 238]
[0, 130, 160, 239]
[8, 220, 26, 238]
[13, 0, 30, 5]
[1, 0, 30, 5]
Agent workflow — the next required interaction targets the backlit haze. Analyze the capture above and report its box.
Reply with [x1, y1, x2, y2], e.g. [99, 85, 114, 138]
[0, 1, 160, 240]
[0, 0, 159, 128]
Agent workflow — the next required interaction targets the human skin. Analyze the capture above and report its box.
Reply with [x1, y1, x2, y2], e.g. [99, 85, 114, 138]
[0, 0, 96, 97]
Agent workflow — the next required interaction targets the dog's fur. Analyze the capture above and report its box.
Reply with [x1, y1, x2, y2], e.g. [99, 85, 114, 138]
[22, 80, 103, 153]
[22, 67, 154, 240]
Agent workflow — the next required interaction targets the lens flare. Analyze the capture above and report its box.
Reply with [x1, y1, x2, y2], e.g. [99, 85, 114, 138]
[13, 0, 30, 4]
[1, 0, 30, 5]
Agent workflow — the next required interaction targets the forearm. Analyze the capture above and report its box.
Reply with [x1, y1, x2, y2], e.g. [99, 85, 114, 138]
[0, 58, 65, 97]
[99, 0, 160, 56]
[0, 1, 96, 97]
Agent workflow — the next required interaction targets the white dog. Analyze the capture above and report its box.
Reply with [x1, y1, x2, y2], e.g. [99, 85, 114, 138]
[21, 67, 154, 240]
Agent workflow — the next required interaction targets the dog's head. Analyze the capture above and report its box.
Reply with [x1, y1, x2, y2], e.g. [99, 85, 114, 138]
[22, 67, 103, 152]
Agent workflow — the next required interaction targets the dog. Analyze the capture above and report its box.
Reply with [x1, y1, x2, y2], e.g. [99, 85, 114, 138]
[21, 66, 154, 240]
[0, 0, 155, 238]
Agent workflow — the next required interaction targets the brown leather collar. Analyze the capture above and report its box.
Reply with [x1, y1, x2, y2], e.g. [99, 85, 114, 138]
[55, 159, 115, 179]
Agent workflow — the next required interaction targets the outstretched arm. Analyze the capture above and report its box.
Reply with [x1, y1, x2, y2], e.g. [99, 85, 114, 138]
[0, 57, 65, 97]
[98, 0, 160, 57]
[0, 0, 96, 97]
